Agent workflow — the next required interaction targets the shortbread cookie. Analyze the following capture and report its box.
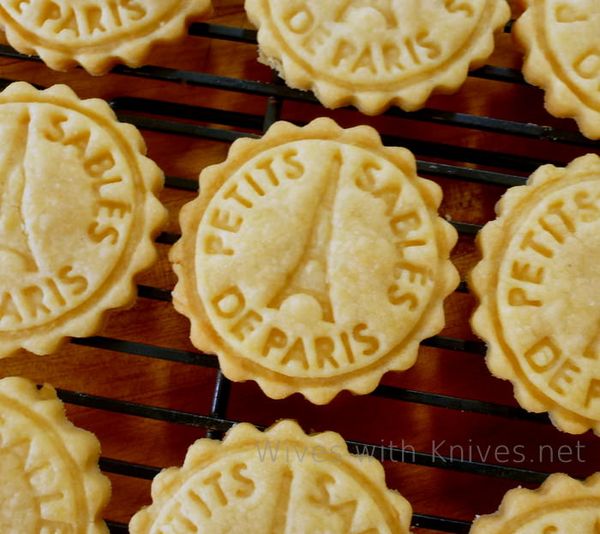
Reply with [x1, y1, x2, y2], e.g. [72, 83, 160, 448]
[471, 154, 600, 435]
[0, 0, 213, 75]
[471, 473, 600, 533]
[0, 82, 166, 358]
[245, 0, 511, 114]
[170, 118, 458, 404]
[514, 1, 600, 139]
[0, 376, 110, 533]
[130, 420, 412, 533]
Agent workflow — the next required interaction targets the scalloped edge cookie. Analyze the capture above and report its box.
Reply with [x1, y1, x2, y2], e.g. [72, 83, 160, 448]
[130, 419, 412, 533]
[514, 0, 600, 139]
[0, 376, 111, 533]
[470, 153, 600, 435]
[0, 0, 213, 75]
[245, 0, 511, 114]
[0, 82, 167, 358]
[471, 473, 600, 533]
[169, 117, 459, 404]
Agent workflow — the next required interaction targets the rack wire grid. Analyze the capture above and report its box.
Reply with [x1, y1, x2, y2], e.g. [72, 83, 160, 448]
[1, 4, 600, 534]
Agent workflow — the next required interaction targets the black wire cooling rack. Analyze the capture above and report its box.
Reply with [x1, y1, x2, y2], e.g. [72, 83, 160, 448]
[1, 17, 599, 534]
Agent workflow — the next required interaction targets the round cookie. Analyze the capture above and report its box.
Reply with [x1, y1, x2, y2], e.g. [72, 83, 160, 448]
[170, 118, 458, 404]
[130, 420, 412, 533]
[0, 0, 213, 75]
[514, 1, 600, 139]
[0, 376, 110, 533]
[0, 82, 166, 358]
[470, 473, 600, 533]
[471, 154, 600, 435]
[245, 0, 511, 114]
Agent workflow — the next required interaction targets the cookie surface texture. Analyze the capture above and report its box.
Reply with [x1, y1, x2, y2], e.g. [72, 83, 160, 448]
[470, 473, 600, 533]
[170, 118, 459, 404]
[0, 0, 213, 75]
[471, 154, 600, 434]
[245, 0, 511, 114]
[0, 376, 110, 533]
[130, 419, 412, 533]
[514, 1, 600, 139]
[0, 82, 166, 358]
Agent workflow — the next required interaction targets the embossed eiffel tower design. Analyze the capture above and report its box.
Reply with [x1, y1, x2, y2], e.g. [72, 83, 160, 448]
[0, 109, 38, 272]
[335, 0, 400, 28]
[268, 149, 342, 323]
[268, 466, 293, 533]
[584, 322, 600, 360]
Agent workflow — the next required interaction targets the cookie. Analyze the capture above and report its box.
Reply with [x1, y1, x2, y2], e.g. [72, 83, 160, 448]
[245, 0, 511, 114]
[471, 154, 600, 435]
[514, 1, 600, 139]
[471, 473, 600, 533]
[0, 376, 110, 533]
[170, 118, 458, 404]
[0, 0, 213, 75]
[0, 82, 166, 358]
[130, 419, 412, 533]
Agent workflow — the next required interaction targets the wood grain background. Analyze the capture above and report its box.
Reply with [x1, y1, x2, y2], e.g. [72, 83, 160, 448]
[1, 1, 599, 532]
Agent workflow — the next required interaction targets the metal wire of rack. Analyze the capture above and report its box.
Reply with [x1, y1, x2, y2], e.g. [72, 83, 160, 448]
[0, 16, 599, 534]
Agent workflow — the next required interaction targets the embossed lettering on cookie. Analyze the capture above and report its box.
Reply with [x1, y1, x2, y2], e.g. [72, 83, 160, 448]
[130, 420, 413, 534]
[0, 0, 213, 75]
[0, 82, 167, 358]
[245, 0, 511, 114]
[170, 118, 459, 404]
[514, 0, 600, 139]
[0, 376, 110, 534]
[471, 154, 600, 435]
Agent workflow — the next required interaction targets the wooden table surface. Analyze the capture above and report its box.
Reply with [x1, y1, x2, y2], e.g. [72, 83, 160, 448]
[1, 1, 599, 532]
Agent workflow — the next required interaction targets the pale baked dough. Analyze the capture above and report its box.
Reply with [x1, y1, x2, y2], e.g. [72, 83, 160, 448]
[170, 118, 459, 404]
[245, 0, 511, 114]
[0, 0, 213, 75]
[130, 419, 412, 533]
[471, 154, 600, 435]
[514, 1, 600, 139]
[471, 473, 600, 533]
[0, 82, 167, 358]
[0, 376, 110, 533]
